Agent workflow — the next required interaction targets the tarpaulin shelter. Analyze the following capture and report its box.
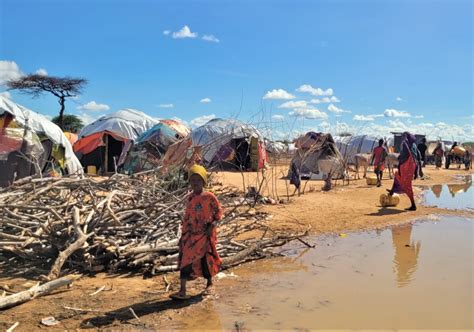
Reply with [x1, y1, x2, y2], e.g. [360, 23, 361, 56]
[333, 135, 389, 163]
[190, 118, 267, 170]
[74, 109, 157, 173]
[289, 132, 345, 180]
[64, 131, 78, 145]
[0, 96, 83, 187]
[118, 120, 190, 174]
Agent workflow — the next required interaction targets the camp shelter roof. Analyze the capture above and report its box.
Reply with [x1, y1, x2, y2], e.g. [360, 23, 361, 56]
[75, 109, 158, 155]
[191, 118, 263, 145]
[64, 132, 78, 145]
[78, 109, 158, 141]
[0, 96, 83, 175]
[160, 119, 190, 137]
[290, 132, 345, 178]
[333, 135, 380, 162]
[191, 118, 264, 164]
[136, 122, 183, 145]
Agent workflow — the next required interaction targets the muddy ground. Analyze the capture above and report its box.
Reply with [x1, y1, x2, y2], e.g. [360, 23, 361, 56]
[0, 165, 472, 330]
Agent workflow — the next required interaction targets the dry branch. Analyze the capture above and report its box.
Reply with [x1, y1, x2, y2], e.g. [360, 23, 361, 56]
[0, 169, 304, 279]
[0, 275, 79, 310]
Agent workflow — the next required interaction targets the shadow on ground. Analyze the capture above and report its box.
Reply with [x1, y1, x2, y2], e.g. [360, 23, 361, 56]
[81, 294, 204, 329]
[366, 208, 406, 217]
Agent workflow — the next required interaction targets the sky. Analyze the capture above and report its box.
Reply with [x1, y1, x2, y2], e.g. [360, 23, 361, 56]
[0, 0, 472, 141]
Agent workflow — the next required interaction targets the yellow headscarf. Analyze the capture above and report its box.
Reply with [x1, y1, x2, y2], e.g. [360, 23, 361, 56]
[188, 164, 207, 184]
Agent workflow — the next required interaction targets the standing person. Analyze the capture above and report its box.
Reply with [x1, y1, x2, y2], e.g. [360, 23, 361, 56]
[371, 139, 387, 187]
[417, 138, 428, 167]
[171, 164, 223, 300]
[433, 142, 444, 169]
[387, 132, 418, 211]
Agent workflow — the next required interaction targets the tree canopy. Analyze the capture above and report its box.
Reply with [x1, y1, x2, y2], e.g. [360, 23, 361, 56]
[7, 74, 87, 130]
[52, 114, 84, 133]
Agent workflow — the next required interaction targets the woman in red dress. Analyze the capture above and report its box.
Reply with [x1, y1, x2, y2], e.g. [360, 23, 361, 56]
[388, 132, 418, 211]
[172, 164, 223, 299]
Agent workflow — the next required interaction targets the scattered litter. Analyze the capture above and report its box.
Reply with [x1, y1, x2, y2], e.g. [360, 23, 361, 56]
[6, 322, 19, 332]
[339, 233, 347, 238]
[216, 272, 238, 279]
[89, 285, 106, 296]
[41, 316, 60, 326]
[129, 307, 141, 321]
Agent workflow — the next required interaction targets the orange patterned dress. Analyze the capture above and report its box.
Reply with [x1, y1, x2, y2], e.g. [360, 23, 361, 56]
[178, 191, 223, 280]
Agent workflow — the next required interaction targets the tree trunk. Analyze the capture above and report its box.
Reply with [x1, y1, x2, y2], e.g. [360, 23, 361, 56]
[58, 96, 66, 130]
[0, 275, 78, 310]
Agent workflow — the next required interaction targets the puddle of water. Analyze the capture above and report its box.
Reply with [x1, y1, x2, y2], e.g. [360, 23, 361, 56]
[174, 216, 473, 330]
[422, 174, 473, 210]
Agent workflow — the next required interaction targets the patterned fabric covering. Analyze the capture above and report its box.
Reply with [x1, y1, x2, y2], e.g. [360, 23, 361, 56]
[178, 192, 223, 280]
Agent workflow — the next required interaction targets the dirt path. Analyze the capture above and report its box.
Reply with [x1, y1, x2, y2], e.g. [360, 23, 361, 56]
[1, 165, 472, 330]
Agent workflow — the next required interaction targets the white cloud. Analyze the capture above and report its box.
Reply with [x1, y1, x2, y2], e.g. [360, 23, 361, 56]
[296, 84, 333, 96]
[384, 108, 411, 118]
[190, 114, 216, 127]
[0, 60, 23, 85]
[172, 25, 198, 39]
[396, 96, 404, 102]
[289, 108, 328, 120]
[158, 103, 174, 108]
[0, 91, 11, 99]
[76, 112, 98, 126]
[353, 114, 375, 121]
[163, 30, 171, 35]
[310, 96, 340, 104]
[35, 68, 48, 76]
[328, 104, 350, 114]
[200, 97, 212, 103]
[272, 114, 285, 120]
[279, 100, 308, 109]
[263, 89, 295, 100]
[414, 115, 424, 119]
[77, 101, 110, 112]
[202, 34, 219, 43]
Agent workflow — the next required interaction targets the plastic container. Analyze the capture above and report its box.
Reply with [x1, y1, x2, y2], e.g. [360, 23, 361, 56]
[366, 174, 378, 185]
[87, 165, 97, 175]
[379, 193, 400, 207]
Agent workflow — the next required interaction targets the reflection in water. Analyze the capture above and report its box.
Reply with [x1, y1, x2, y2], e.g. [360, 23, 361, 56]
[392, 225, 421, 287]
[447, 179, 472, 197]
[431, 184, 442, 198]
[423, 175, 474, 210]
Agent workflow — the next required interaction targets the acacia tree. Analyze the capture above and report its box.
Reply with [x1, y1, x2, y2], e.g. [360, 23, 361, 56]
[52, 114, 84, 133]
[7, 74, 87, 130]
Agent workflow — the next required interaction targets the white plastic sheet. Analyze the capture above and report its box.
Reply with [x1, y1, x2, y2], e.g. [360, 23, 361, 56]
[0, 96, 83, 175]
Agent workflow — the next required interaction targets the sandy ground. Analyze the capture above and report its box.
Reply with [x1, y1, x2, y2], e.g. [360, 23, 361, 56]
[0, 164, 472, 330]
[215, 164, 474, 235]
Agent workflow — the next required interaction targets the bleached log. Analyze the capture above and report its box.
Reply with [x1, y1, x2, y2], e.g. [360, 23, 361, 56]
[0, 275, 79, 310]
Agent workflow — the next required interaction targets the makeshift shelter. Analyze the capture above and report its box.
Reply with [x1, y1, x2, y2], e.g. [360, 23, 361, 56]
[118, 120, 190, 174]
[64, 131, 78, 145]
[391, 132, 426, 152]
[190, 118, 267, 170]
[289, 132, 345, 180]
[334, 135, 388, 163]
[0, 96, 83, 187]
[161, 137, 202, 173]
[74, 109, 157, 173]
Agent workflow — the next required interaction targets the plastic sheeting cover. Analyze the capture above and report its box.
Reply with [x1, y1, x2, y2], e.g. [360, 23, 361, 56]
[334, 135, 385, 163]
[0, 96, 83, 175]
[191, 118, 264, 163]
[78, 108, 158, 141]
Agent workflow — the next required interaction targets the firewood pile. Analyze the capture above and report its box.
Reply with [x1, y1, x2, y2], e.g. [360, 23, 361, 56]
[0, 172, 306, 280]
